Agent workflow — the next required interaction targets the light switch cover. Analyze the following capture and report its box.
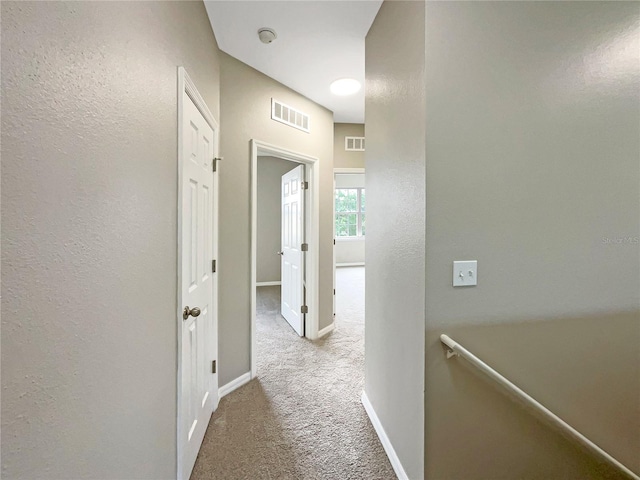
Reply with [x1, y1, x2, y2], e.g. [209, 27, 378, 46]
[453, 260, 477, 287]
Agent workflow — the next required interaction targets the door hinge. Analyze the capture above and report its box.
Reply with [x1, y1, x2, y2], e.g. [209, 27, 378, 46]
[302, 181, 309, 190]
[212, 259, 216, 273]
[301, 243, 309, 252]
[333, 239, 336, 245]
[334, 289, 336, 295]
[301, 305, 308, 314]
[212, 157, 223, 172]
[212, 360, 217, 374]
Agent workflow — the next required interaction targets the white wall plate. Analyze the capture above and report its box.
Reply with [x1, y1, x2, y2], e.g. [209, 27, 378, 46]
[453, 260, 477, 287]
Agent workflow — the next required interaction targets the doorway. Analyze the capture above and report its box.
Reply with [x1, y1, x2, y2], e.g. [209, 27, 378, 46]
[250, 140, 320, 378]
[333, 168, 365, 327]
[256, 157, 305, 337]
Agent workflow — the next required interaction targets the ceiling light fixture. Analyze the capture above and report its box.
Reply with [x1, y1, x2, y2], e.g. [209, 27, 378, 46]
[258, 28, 277, 44]
[330, 78, 361, 96]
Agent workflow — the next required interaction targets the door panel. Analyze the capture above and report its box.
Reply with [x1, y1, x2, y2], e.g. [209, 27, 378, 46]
[180, 93, 216, 480]
[281, 165, 305, 336]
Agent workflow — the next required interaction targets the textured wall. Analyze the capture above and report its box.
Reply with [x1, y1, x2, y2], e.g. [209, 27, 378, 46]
[364, 2, 426, 478]
[1, 2, 220, 478]
[257, 156, 297, 283]
[218, 53, 334, 385]
[424, 2, 640, 478]
[334, 123, 365, 169]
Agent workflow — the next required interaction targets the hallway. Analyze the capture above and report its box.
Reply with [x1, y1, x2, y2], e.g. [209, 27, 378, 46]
[191, 280, 393, 479]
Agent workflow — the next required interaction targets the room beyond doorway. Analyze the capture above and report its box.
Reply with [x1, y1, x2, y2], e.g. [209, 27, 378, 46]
[335, 266, 365, 325]
[256, 156, 305, 336]
[333, 168, 365, 323]
[250, 140, 321, 379]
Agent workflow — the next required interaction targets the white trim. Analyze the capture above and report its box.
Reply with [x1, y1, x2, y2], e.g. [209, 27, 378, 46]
[334, 168, 365, 174]
[332, 172, 336, 323]
[251, 140, 321, 379]
[218, 372, 252, 399]
[317, 322, 335, 338]
[361, 391, 408, 480]
[176, 67, 220, 480]
[337, 262, 365, 267]
[256, 281, 281, 287]
[183, 68, 216, 129]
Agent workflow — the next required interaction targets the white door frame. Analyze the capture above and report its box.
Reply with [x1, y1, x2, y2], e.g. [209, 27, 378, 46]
[333, 168, 365, 318]
[250, 140, 320, 378]
[176, 67, 220, 480]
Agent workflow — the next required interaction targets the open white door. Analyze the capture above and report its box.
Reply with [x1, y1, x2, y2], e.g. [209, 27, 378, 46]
[280, 165, 305, 336]
[179, 76, 218, 480]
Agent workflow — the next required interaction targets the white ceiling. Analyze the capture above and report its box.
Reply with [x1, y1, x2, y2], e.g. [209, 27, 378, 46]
[204, 1, 383, 124]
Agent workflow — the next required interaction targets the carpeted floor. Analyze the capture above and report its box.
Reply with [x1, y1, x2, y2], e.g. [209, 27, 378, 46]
[335, 266, 365, 325]
[191, 267, 395, 479]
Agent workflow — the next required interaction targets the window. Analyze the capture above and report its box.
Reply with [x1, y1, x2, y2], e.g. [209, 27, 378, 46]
[335, 188, 365, 237]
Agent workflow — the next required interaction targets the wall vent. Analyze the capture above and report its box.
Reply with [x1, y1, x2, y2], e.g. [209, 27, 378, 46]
[271, 99, 310, 133]
[345, 136, 365, 151]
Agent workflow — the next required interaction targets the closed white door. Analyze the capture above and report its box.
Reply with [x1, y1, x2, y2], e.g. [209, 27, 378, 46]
[180, 92, 217, 480]
[281, 165, 305, 336]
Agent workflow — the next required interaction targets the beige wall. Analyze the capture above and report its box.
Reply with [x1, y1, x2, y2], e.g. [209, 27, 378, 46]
[364, 2, 426, 478]
[257, 156, 297, 283]
[367, 1, 639, 479]
[1, 2, 220, 478]
[423, 2, 640, 478]
[335, 241, 365, 265]
[334, 123, 365, 168]
[219, 52, 334, 385]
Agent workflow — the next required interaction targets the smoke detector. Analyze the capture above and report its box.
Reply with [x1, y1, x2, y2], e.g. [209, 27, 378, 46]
[258, 28, 277, 44]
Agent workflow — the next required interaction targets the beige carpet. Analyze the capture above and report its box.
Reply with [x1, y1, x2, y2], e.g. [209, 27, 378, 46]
[335, 266, 365, 325]
[191, 271, 395, 480]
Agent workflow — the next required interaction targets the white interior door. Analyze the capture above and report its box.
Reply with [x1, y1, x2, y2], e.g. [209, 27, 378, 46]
[180, 91, 217, 480]
[281, 165, 305, 336]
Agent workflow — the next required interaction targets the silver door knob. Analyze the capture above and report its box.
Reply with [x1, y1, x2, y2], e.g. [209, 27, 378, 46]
[183, 306, 201, 320]
[276, 251, 284, 256]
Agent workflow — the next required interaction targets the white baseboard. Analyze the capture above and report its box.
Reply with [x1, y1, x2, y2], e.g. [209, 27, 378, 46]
[361, 391, 408, 480]
[218, 372, 251, 399]
[336, 262, 365, 267]
[256, 281, 281, 287]
[317, 322, 335, 338]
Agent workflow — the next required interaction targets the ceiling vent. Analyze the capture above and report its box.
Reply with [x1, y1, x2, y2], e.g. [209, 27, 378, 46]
[271, 99, 310, 133]
[345, 136, 365, 151]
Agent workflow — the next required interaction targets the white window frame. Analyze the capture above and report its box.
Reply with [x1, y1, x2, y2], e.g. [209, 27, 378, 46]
[335, 187, 365, 238]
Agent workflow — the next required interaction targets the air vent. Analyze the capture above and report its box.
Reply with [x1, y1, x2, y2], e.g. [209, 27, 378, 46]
[345, 136, 365, 151]
[271, 99, 310, 133]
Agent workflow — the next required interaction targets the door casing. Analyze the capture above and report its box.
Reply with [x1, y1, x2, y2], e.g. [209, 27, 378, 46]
[176, 67, 219, 480]
[250, 140, 320, 378]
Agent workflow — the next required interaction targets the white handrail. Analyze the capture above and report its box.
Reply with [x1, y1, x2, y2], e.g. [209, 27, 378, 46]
[440, 334, 640, 480]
